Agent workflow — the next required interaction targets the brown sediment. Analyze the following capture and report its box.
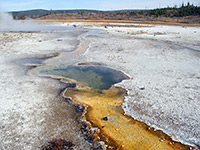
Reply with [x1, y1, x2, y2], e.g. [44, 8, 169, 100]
[37, 19, 200, 27]
[41, 139, 74, 150]
[63, 85, 194, 150]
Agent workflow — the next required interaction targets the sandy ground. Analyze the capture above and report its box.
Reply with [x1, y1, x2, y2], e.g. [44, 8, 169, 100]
[0, 20, 200, 149]
[0, 31, 93, 149]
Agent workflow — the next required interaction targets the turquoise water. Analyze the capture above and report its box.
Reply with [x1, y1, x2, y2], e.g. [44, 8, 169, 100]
[36, 65, 128, 91]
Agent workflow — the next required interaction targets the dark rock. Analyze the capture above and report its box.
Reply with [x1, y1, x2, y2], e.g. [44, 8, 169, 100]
[102, 117, 108, 121]
[81, 123, 89, 130]
[140, 87, 145, 90]
[41, 139, 74, 150]
[75, 105, 85, 113]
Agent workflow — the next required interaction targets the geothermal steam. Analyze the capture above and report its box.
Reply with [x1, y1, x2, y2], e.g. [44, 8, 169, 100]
[0, 12, 67, 32]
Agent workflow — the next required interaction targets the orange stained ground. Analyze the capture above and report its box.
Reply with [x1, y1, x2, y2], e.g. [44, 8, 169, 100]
[64, 86, 191, 150]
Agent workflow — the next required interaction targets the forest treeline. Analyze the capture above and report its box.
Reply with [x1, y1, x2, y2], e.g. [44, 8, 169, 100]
[146, 3, 200, 17]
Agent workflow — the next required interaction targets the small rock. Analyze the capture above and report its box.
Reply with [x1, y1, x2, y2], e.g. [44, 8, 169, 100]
[106, 138, 108, 142]
[102, 117, 108, 121]
[139, 86, 145, 90]
[140, 87, 145, 90]
[185, 84, 190, 89]
[159, 139, 165, 142]
[75, 105, 85, 113]
[57, 39, 62, 41]
[195, 74, 200, 79]
[188, 95, 194, 100]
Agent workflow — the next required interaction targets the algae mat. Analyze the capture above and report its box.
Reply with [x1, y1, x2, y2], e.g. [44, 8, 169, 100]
[33, 64, 192, 150]
[65, 87, 190, 150]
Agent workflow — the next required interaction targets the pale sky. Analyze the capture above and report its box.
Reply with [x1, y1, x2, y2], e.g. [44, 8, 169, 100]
[0, 0, 200, 11]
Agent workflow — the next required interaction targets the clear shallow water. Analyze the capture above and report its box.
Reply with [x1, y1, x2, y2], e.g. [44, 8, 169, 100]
[16, 58, 43, 66]
[35, 65, 128, 90]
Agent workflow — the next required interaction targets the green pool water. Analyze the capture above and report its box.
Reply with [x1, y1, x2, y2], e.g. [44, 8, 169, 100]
[35, 65, 128, 91]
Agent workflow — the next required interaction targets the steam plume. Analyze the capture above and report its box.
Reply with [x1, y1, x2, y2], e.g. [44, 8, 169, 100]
[0, 12, 68, 32]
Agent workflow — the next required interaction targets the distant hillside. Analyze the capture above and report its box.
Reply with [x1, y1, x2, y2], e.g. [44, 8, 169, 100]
[11, 9, 49, 19]
[10, 9, 145, 19]
[10, 5, 200, 25]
